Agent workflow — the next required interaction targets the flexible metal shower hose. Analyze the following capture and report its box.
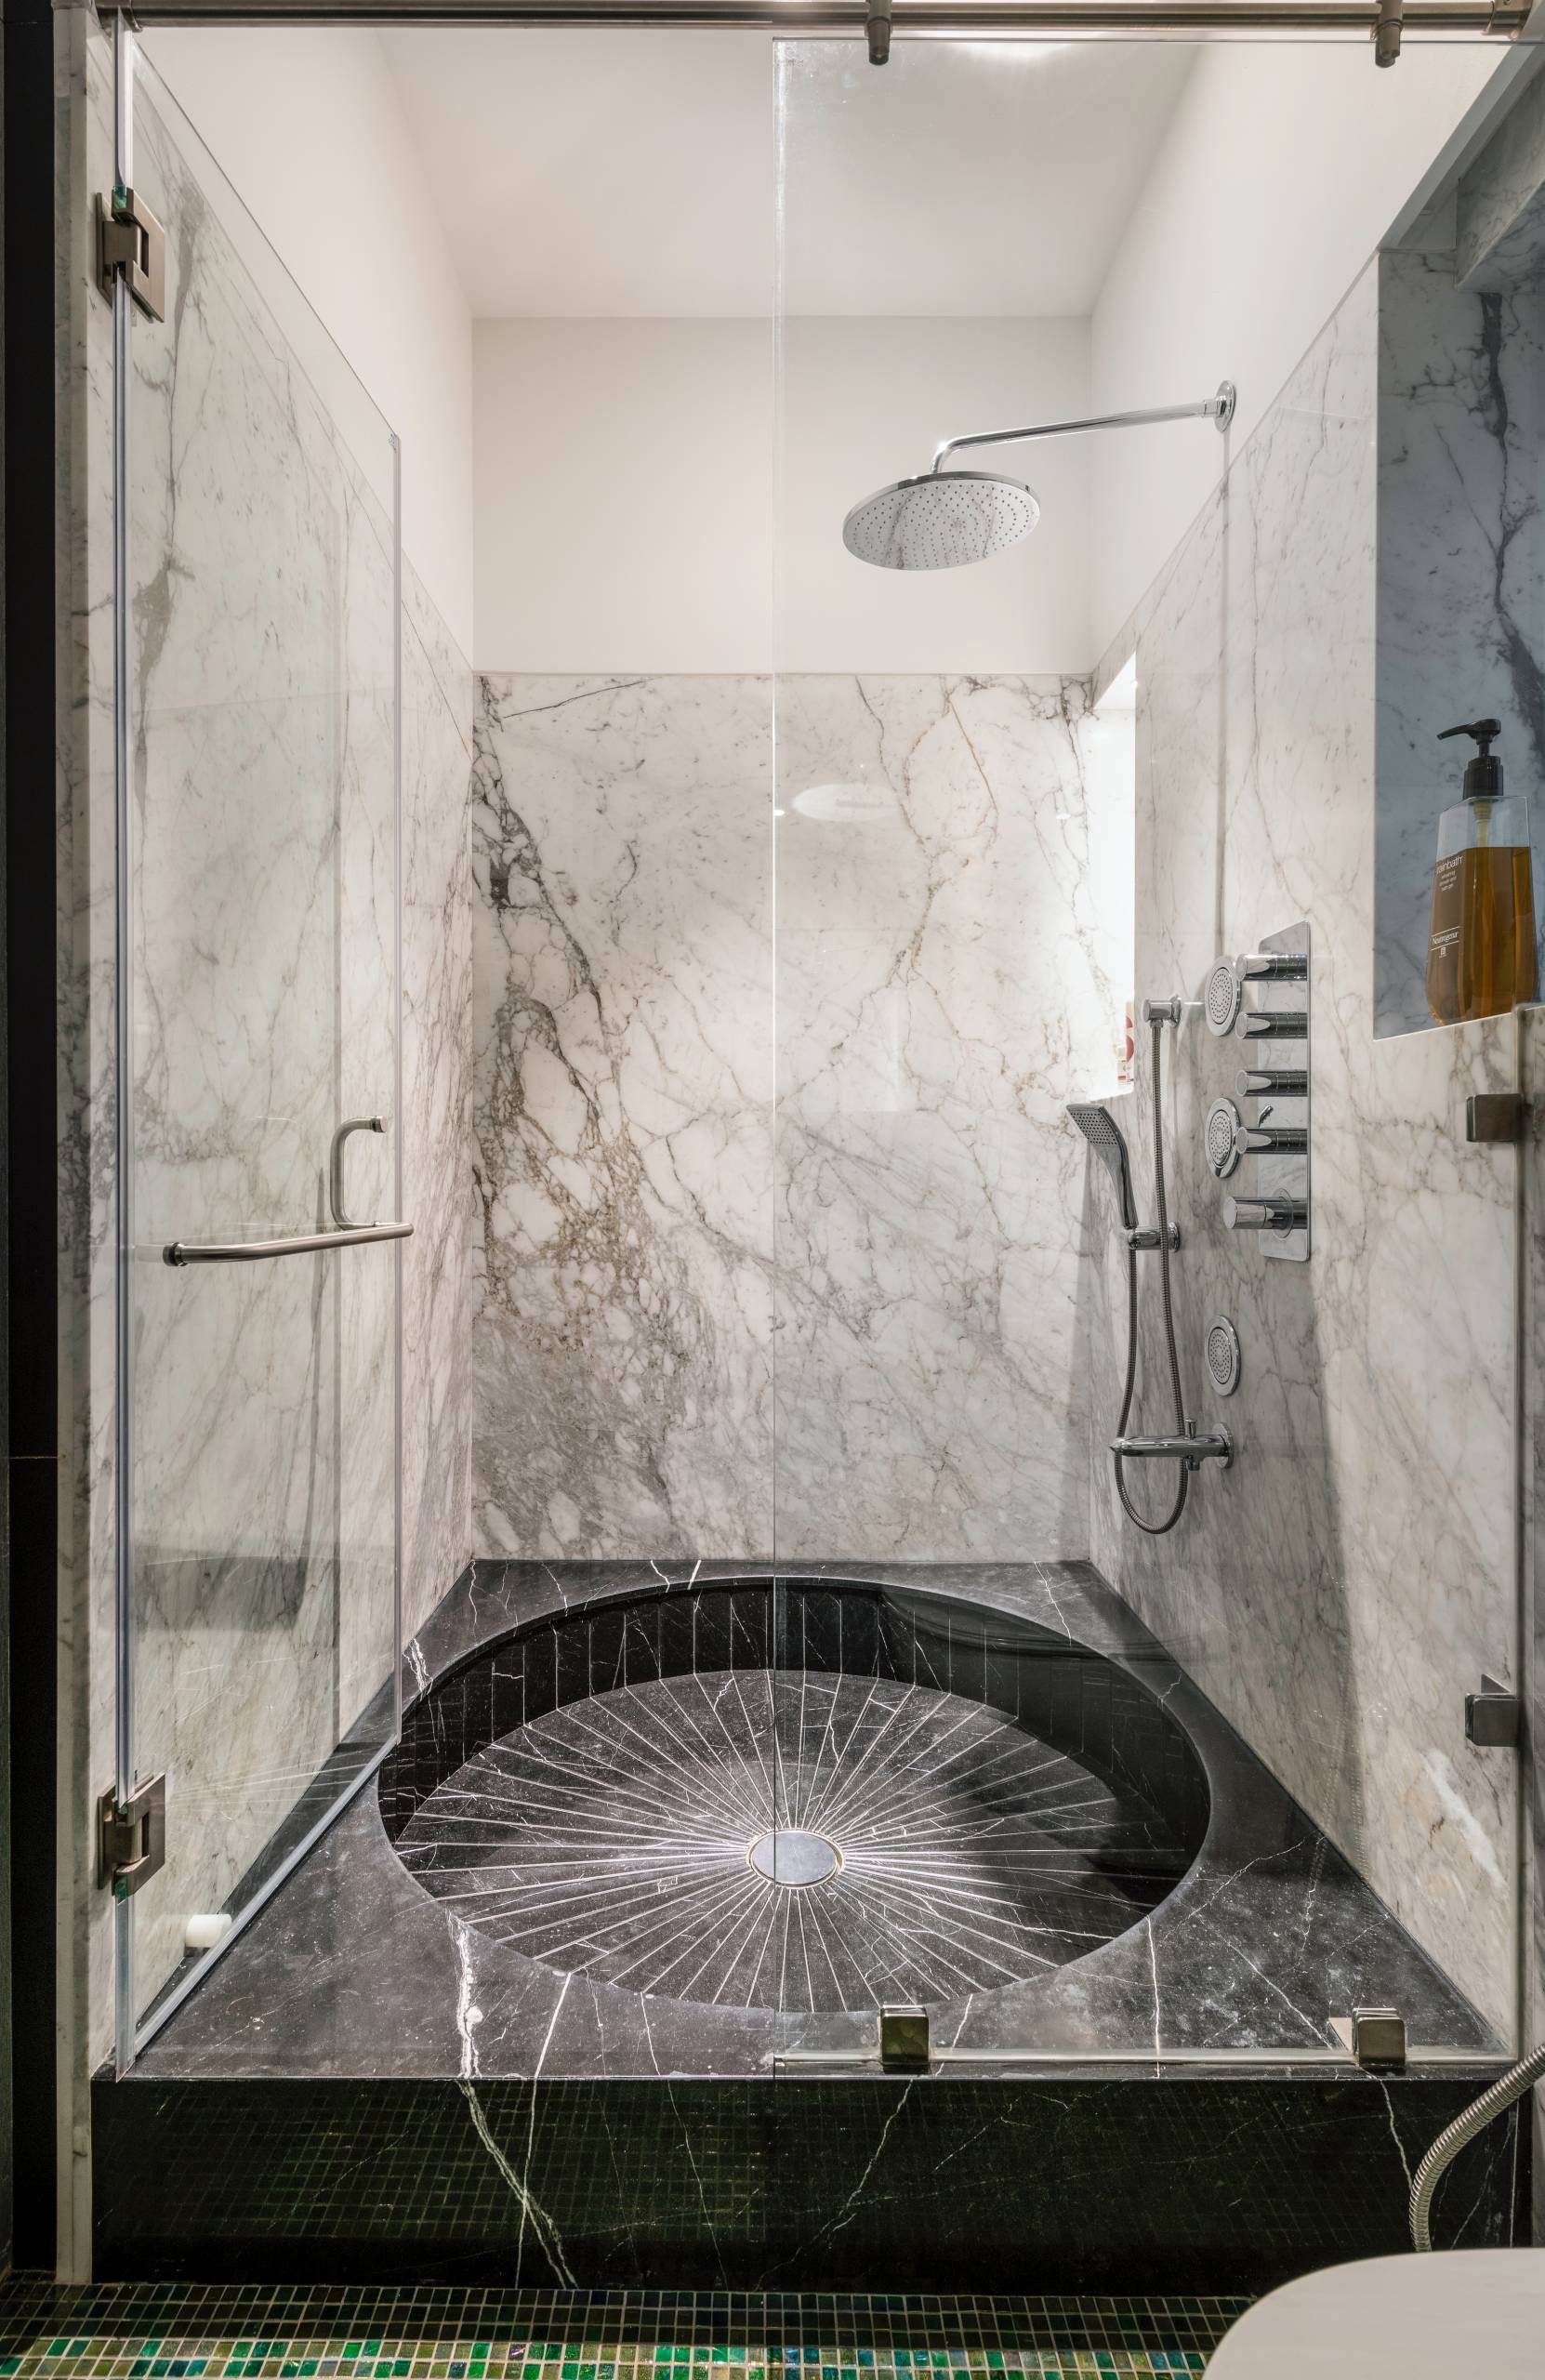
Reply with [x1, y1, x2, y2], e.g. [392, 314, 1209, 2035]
[1113, 1017, 1189, 1536]
[1409, 2040, 1545, 2250]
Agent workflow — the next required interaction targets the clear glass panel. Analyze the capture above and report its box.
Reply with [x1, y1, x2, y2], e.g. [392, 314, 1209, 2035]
[773, 34, 1524, 2065]
[119, 41, 402, 2044]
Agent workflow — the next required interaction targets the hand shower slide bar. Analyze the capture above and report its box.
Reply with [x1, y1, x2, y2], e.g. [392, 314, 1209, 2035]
[163, 1222, 414, 1267]
[93, 0, 1528, 38]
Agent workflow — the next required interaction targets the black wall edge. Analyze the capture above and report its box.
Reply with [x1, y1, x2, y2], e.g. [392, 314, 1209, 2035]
[6, 0, 62, 2278]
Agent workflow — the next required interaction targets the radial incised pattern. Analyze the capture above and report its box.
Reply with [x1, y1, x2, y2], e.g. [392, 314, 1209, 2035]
[396, 1671, 1189, 2012]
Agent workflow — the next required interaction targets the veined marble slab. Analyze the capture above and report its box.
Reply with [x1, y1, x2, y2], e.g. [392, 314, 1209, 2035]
[469, 672, 1130, 1563]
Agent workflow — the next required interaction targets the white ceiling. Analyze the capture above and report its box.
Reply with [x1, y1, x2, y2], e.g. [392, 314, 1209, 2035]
[379, 31, 1195, 318]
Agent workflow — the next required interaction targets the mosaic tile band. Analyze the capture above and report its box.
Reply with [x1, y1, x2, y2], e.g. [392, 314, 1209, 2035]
[0, 2284, 1247, 2380]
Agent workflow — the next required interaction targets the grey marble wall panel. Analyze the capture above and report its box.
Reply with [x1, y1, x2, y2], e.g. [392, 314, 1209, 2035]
[1376, 245, 1545, 1036]
[470, 675, 777, 1558]
[1089, 263, 1521, 2038]
[1457, 60, 1545, 292]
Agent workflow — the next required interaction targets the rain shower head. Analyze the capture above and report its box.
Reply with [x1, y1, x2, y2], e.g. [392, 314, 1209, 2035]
[845, 383, 1235, 573]
[841, 471, 1041, 572]
[1067, 1102, 1138, 1235]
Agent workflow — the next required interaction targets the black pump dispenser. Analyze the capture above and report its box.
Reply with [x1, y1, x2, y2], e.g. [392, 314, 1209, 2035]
[1439, 718, 1504, 802]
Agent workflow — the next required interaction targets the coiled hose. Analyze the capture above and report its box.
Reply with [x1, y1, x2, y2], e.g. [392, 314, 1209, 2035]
[1409, 2041, 1545, 2250]
[1114, 1016, 1189, 1537]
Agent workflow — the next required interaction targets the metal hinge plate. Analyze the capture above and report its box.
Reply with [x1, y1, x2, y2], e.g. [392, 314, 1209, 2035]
[97, 188, 165, 323]
[97, 1773, 166, 1898]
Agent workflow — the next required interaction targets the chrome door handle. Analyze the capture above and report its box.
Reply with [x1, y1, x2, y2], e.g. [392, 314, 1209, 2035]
[330, 1116, 386, 1229]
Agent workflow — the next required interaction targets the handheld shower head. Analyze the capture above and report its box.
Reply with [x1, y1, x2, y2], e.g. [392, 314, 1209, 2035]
[1067, 1101, 1138, 1235]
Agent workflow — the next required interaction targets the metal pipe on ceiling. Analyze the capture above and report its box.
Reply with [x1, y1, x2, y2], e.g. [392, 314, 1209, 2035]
[93, 0, 1534, 37]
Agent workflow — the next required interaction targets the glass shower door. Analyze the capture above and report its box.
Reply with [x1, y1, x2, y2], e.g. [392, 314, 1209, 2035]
[112, 37, 404, 2056]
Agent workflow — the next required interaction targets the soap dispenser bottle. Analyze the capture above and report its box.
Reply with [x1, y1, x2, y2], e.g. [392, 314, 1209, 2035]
[1425, 718, 1538, 1026]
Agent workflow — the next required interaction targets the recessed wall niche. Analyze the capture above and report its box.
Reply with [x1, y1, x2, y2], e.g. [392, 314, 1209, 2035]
[1375, 75, 1545, 1039]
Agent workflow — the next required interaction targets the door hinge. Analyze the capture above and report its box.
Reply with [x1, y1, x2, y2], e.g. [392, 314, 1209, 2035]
[97, 1774, 166, 1898]
[1465, 1091, 1526, 1145]
[97, 188, 165, 323]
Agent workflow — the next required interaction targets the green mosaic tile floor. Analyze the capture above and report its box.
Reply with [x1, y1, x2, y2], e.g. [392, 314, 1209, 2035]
[0, 2285, 1248, 2380]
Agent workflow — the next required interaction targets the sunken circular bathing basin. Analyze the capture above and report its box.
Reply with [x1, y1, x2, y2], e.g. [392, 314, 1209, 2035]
[378, 1577, 1208, 2015]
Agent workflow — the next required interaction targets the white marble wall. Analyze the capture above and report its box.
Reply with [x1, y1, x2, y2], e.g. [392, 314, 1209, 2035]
[57, 11, 474, 2112]
[1375, 244, 1545, 1035]
[469, 672, 1130, 1560]
[1088, 262, 1521, 2038]
[773, 676, 1129, 1558]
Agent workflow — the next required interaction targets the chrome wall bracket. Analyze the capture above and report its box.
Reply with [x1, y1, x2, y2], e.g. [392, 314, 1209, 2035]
[98, 188, 165, 322]
[97, 1773, 166, 1899]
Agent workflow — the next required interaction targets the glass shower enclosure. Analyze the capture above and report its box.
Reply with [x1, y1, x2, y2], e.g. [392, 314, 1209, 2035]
[109, 31, 406, 2058]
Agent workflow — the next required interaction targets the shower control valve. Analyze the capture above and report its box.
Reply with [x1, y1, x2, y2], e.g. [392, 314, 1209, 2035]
[1222, 1194, 1308, 1235]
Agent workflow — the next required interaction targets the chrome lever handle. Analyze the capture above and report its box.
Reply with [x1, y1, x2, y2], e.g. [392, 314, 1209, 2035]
[1237, 1009, 1308, 1041]
[330, 1116, 387, 1230]
[1233, 1123, 1307, 1157]
[1236, 1066, 1308, 1098]
[1238, 951, 1307, 984]
[1222, 1194, 1307, 1235]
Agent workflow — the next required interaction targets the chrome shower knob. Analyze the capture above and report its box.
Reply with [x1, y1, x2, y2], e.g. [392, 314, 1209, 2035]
[1204, 1097, 1243, 1178]
[1222, 1194, 1308, 1235]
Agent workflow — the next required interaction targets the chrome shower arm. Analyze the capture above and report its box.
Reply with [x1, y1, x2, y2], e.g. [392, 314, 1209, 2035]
[929, 382, 1235, 475]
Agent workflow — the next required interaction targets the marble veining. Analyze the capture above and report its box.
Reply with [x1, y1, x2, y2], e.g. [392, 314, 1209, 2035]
[471, 674, 776, 1558]
[471, 672, 1129, 1565]
[1089, 260, 1520, 2037]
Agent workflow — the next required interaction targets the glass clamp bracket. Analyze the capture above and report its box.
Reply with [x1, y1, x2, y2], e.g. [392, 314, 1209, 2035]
[97, 189, 165, 323]
[97, 1773, 167, 1899]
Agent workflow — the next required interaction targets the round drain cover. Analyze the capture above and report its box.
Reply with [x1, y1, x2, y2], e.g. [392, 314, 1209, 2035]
[748, 1829, 841, 1887]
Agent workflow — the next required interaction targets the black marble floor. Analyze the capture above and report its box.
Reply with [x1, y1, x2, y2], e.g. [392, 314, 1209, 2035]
[129, 1558, 1499, 2080]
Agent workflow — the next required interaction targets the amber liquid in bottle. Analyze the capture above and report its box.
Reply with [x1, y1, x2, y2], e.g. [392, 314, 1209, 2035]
[1426, 846, 1538, 1025]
